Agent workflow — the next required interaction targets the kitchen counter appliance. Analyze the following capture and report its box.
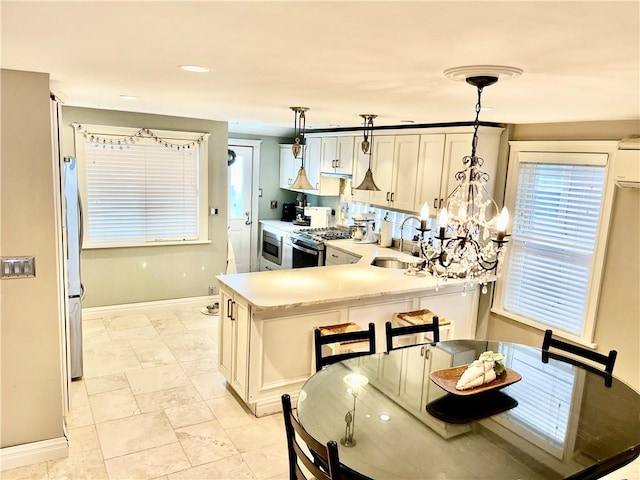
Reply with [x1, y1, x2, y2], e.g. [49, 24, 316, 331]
[290, 227, 352, 268]
[351, 213, 377, 244]
[281, 202, 296, 222]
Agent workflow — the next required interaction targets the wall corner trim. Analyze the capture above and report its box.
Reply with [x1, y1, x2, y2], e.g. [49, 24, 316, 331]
[0, 436, 68, 472]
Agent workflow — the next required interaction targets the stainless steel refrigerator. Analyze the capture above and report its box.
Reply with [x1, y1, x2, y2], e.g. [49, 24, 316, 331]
[61, 156, 84, 379]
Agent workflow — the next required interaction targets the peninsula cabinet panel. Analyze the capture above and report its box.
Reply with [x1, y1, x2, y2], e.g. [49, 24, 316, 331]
[218, 287, 250, 400]
[247, 309, 346, 411]
[419, 287, 480, 339]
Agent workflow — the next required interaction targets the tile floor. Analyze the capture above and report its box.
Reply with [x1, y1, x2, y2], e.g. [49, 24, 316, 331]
[2, 305, 638, 480]
[2, 306, 290, 480]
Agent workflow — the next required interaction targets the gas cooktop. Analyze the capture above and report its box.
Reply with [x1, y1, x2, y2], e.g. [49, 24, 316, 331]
[292, 227, 352, 243]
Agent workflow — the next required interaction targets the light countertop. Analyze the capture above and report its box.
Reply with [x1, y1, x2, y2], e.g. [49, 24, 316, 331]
[217, 238, 467, 311]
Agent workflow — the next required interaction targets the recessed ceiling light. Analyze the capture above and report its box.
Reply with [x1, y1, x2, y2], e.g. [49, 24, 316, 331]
[400, 120, 415, 124]
[119, 95, 139, 101]
[329, 124, 341, 127]
[179, 65, 210, 73]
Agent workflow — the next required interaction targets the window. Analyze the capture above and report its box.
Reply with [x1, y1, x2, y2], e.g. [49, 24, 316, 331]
[493, 142, 617, 345]
[73, 124, 209, 248]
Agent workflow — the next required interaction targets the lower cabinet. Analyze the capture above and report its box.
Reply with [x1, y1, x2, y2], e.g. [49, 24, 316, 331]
[325, 245, 361, 266]
[219, 287, 250, 400]
[217, 283, 479, 416]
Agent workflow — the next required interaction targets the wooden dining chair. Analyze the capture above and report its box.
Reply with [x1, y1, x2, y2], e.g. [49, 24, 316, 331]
[314, 322, 376, 372]
[385, 316, 440, 352]
[281, 394, 342, 480]
[541, 329, 617, 377]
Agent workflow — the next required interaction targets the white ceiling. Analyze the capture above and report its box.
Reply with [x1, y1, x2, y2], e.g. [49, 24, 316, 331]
[2, 1, 639, 136]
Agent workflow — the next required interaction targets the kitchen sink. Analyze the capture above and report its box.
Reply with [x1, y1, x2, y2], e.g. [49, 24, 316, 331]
[370, 257, 412, 269]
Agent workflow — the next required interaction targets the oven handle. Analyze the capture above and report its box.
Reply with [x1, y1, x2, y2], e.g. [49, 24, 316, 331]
[292, 240, 320, 256]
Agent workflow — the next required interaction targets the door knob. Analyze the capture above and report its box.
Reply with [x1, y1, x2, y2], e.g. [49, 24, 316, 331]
[245, 211, 252, 225]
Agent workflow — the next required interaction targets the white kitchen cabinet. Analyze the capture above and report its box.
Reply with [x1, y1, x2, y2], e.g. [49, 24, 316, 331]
[279, 145, 298, 190]
[305, 137, 340, 196]
[415, 134, 447, 211]
[368, 135, 421, 210]
[219, 287, 250, 400]
[416, 130, 502, 212]
[325, 245, 360, 266]
[320, 136, 355, 176]
[368, 135, 396, 206]
[280, 141, 340, 196]
[350, 138, 372, 203]
[419, 288, 480, 339]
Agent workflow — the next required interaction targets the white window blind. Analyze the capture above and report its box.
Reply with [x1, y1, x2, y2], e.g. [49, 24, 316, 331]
[85, 141, 199, 246]
[502, 160, 606, 336]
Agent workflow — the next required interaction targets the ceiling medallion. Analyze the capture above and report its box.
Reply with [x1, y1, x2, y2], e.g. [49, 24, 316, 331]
[443, 65, 523, 82]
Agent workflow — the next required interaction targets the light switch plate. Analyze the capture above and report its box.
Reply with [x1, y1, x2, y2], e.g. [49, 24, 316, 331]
[1, 256, 36, 278]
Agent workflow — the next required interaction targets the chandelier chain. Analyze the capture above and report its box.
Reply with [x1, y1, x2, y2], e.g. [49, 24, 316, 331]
[471, 85, 484, 159]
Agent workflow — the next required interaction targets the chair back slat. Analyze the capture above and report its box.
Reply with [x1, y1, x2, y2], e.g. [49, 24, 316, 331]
[314, 323, 376, 372]
[542, 329, 617, 375]
[385, 316, 440, 352]
[282, 394, 342, 480]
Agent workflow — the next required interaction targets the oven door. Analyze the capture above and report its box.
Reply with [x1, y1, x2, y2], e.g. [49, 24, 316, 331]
[291, 239, 324, 268]
[262, 230, 282, 266]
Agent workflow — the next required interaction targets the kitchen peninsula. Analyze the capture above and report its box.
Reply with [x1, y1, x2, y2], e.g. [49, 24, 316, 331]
[216, 240, 481, 416]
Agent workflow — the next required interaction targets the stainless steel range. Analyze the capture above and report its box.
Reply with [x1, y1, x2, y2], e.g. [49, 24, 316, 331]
[290, 227, 351, 268]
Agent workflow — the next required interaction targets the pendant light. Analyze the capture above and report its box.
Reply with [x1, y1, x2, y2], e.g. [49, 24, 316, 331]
[426, 66, 522, 291]
[355, 114, 380, 191]
[289, 106, 315, 190]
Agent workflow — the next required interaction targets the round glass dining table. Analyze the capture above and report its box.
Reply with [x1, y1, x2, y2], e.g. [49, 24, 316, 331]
[296, 340, 640, 480]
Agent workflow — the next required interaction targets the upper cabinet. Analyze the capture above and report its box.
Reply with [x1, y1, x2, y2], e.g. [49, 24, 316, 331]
[416, 130, 501, 212]
[279, 142, 340, 196]
[280, 127, 503, 206]
[350, 138, 372, 203]
[320, 136, 355, 176]
[279, 145, 298, 190]
[369, 135, 421, 211]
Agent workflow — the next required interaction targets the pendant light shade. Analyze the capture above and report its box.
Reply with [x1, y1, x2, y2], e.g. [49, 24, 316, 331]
[355, 168, 380, 191]
[290, 166, 314, 190]
[355, 114, 380, 191]
[289, 106, 315, 191]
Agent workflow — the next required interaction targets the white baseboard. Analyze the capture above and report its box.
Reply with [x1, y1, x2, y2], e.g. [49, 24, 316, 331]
[0, 436, 68, 471]
[83, 295, 219, 320]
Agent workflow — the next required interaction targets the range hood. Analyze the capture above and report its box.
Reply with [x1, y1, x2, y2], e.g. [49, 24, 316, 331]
[321, 171, 352, 179]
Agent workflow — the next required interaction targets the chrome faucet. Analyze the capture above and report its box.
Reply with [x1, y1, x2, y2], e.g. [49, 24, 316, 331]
[399, 215, 420, 253]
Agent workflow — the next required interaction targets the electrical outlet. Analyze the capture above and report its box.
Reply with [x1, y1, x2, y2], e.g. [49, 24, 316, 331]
[270, 200, 278, 209]
[208, 285, 217, 296]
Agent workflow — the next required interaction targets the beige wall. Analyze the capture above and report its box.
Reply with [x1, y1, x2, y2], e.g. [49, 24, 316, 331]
[485, 120, 640, 390]
[1, 70, 64, 447]
[61, 107, 229, 307]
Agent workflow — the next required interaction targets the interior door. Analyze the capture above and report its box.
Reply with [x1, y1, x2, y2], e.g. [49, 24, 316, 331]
[227, 144, 255, 273]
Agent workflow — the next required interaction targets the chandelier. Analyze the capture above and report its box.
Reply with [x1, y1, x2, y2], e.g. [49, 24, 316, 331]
[419, 67, 521, 292]
[355, 114, 380, 191]
[289, 106, 315, 190]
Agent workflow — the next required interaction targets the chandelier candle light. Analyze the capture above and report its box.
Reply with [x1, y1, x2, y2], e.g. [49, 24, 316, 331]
[289, 106, 315, 191]
[419, 66, 522, 293]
